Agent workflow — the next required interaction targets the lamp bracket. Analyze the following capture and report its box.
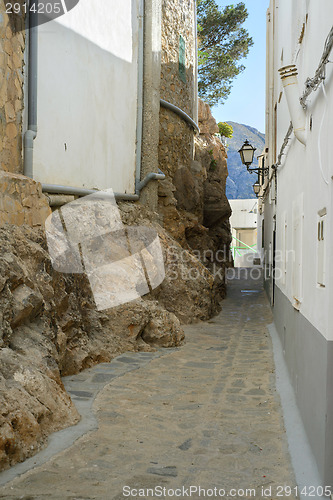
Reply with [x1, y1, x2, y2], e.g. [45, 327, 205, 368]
[246, 166, 270, 177]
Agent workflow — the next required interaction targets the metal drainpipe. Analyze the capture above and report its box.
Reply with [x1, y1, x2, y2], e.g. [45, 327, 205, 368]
[41, 170, 165, 202]
[24, 4, 38, 178]
[160, 99, 200, 133]
[193, 0, 198, 124]
[135, 0, 145, 192]
[42, 184, 140, 201]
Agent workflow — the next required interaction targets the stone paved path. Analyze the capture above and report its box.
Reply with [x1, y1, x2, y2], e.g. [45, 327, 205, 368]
[0, 272, 297, 499]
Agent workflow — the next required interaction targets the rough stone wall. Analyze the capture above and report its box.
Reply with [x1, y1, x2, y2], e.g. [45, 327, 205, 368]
[0, 6, 25, 174]
[0, 10, 53, 229]
[0, 171, 51, 227]
[160, 0, 195, 115]
[159, 0, 196, 181]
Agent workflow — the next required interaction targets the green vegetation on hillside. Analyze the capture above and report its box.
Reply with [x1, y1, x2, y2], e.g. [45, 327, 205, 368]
[218, 122, 233, 138]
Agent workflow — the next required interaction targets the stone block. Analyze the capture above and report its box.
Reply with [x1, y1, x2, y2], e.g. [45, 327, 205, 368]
[30, 183, 38, 195]
[0, 172, 51, 228]
[5, 26, 12, 39]
[32, 211, 42, 227]
[0, 80, 7, 108]
[11, 284, 44, 328]
[14, 99, 21, 112]
[4, 40, 12, 56]
[22, 196, 33, 208]
[4, 195, 15, 212]
[13, 52, 22, 69]
[6, 122, 17, 140]
[14, 211, 25, 226]
[24, 212, 33, 226]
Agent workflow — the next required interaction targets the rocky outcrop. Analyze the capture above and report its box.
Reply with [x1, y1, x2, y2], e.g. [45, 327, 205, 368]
[119, 201, 220, 323]
[158, 99, 232, 299]
[0, 196, 222, 470]
[195, 101, 233, 295]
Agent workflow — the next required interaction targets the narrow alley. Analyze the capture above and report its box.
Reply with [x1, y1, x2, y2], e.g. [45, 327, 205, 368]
[0, 272, 297, 499]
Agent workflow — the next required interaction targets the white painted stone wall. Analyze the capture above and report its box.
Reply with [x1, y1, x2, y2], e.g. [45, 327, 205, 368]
[33, 0, 141, 193]
[266, 0, 333, 341]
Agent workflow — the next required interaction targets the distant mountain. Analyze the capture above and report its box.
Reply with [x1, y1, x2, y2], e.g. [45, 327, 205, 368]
[224, 122, 265, 200]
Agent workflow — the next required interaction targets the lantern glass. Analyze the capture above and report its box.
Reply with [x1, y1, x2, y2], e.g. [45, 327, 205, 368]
[253, 181, 260, 196]
[238, 140, 256, 166]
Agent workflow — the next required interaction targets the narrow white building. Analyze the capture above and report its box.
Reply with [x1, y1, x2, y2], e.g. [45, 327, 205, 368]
[22, 0, 200, 206]
[260, 0, 333, 485]
[229, 199, 259, 267]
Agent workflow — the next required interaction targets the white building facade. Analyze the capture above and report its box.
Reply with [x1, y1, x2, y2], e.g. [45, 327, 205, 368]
[260, 0, 333, 485]
[35, 0, 141, 193]
[229, 199, 259, 267]
[22, 0, 193, 207]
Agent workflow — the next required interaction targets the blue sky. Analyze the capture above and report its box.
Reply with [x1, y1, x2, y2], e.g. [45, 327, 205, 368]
[209, 0, 269, 134]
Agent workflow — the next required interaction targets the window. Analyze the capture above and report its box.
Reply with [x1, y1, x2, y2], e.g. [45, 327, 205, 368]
[317, 210, 326, 287]
[237, 229, 257, 249]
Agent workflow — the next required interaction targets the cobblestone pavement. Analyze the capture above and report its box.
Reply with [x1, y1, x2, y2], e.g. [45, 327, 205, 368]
[0, 272, 298, 499]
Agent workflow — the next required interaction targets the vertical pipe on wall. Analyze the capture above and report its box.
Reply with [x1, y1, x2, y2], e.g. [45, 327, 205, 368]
[24, 2, 38, 178]
[193, 0, 198, 124]
[139, 0, 162, 209]
[135, 0, 145, 190]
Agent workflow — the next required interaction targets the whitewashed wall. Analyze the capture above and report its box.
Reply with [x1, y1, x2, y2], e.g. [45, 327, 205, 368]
[268, 0, 333, 341]
[230, 199, 258, 267]
[34, 0, 140, 193]
[265, 2, 333, 484]
[230, 199, 258, 230]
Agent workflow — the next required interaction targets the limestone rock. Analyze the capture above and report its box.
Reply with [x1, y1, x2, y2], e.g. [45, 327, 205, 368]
[158, 98, 233, 301]
[173, 166, 201, 214]
[0, 208, 222, 470]
[11, 284, 44, 327]
[118, 202, 221, 323]
[0, 346, 79, 471]
[142, 305, 184, 348]
[152, 229, 220, 323]
[198, 99, 219, 135]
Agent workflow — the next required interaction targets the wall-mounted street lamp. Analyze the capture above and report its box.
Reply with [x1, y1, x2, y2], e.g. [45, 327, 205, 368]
[238, 140, 269, 176]
[253, 181, 261, 197]
[238, 139, 256, 167]
[253, 180, 266, 200]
